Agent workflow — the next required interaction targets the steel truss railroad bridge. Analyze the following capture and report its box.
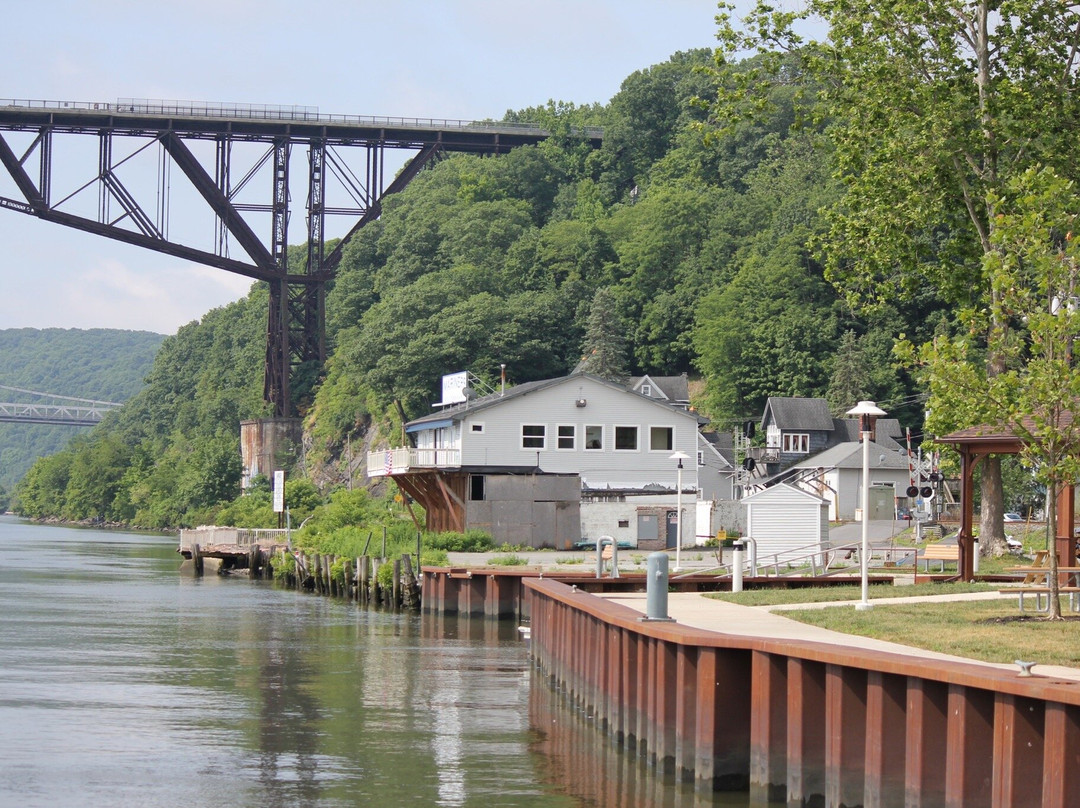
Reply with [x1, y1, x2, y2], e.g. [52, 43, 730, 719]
[0, 99, 602, 417]
[0, 385, 119, 427]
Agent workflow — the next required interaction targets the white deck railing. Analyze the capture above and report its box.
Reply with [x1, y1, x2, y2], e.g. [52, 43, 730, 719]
[367, 447, 461, 476]
[179, 527, 291, 551]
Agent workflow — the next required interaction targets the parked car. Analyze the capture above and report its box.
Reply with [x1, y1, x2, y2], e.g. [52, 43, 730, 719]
[1004, 534, 1023, 551]
[896, 507, 913, 520]
[1003, 512, 1025, 522]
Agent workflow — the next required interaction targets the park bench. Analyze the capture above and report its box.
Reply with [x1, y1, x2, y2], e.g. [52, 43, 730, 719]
[919, 543, 959, 573]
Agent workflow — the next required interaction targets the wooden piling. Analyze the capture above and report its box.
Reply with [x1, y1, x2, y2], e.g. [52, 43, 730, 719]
[401, 555, 419, 609]
[392, 559, 402, 609]
[192, 543, 203, 576]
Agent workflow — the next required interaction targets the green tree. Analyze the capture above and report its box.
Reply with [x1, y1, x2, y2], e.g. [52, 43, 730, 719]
[711, 0, 1080, 547]
[694, 235, 838, 419]
[577, 287, 629, 382]
[826, 330, 869, 416]
[908, 167, 1080, 614]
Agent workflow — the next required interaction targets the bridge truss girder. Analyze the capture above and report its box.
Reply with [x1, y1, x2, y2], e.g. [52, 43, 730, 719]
[0, 104, 565, 416]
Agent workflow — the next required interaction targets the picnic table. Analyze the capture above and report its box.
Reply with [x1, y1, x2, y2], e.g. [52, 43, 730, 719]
[1002, 557, 1080, 612]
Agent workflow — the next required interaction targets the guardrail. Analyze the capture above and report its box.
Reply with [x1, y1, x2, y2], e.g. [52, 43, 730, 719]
[0, 98, 604, 140]
[367, 447, 462, 476]
[178, 527, 291, 551]
[689, 537, 918, 580]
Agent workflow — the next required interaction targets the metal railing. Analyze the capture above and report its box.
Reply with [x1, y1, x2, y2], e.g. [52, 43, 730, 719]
[179, 527, 291, 551]
[0, 98, 604, 140]
[686, 537, 917, 580]
[366, 447, 462, 476]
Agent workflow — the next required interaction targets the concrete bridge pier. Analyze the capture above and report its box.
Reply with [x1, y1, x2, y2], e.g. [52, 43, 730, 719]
[240, 418, 302, 489]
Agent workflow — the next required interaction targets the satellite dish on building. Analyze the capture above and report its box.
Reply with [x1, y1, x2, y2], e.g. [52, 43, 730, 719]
[462, 387, 477, 400]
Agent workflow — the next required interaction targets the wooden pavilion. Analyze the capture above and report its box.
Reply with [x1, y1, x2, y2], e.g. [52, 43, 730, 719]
[936, 424, 1076, 581]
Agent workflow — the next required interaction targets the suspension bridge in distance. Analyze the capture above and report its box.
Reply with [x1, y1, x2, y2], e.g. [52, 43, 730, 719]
[0, 385, 121, 427]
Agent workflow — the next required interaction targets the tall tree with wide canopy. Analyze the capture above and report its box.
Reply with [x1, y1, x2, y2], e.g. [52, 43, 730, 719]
[908, 167, 1080, 615]
[710, 0, 1080, 551]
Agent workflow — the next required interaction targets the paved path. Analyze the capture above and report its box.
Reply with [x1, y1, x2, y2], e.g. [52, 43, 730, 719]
[599, 590, 1080, 683]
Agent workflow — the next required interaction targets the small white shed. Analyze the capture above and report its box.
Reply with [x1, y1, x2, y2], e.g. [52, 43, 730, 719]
[742, 483, 830, 564]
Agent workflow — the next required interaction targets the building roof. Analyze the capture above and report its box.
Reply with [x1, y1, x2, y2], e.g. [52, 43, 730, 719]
[742, 482, 827, 505]
[832, 417, 904, 451]
[699, 431, 735, 468]
[405, 372, 700, 431]
[630, 373, 689, 404]
[789, 441, 911, 471]
[761, 397, 836, 431]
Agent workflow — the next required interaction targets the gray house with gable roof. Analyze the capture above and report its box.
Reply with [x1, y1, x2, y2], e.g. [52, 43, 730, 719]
[367, 372, 733, 549]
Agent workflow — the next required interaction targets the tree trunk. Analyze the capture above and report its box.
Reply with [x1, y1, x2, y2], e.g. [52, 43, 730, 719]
[978, 456, 1008, 555]
[1045, 480, 1062, 619]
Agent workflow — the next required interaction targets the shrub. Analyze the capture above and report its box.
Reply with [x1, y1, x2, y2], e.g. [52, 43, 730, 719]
[421, 549, 449, 566]
[329, 557, 347, 587]
[273, 550, 296, 581]
[489, 553, 527, 566]
[425, 530, 495, 552]
[376, 559, 396, 589]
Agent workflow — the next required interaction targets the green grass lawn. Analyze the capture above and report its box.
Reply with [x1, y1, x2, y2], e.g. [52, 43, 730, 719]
[709, 582, 1080, 669]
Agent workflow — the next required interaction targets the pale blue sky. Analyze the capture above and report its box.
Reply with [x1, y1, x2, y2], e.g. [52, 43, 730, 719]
[0, 1, 741, 333]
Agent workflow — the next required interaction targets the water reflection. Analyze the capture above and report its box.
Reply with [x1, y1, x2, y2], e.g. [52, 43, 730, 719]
[0, 518, 757, 807]
[527, 679, 765, 808]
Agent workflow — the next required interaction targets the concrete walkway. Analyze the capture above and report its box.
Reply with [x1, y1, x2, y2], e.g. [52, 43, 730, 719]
[599, 590, 1080, 683]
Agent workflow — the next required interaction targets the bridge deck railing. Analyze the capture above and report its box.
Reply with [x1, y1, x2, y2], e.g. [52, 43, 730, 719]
[0, 98, 604, 140]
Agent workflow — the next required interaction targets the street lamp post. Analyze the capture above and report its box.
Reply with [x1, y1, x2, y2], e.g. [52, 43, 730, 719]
[669, 451, 690, 571]
[846, 400, 887, 611]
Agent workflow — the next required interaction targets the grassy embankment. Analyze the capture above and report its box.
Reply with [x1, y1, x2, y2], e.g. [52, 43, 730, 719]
[708, 545, 1080, 668]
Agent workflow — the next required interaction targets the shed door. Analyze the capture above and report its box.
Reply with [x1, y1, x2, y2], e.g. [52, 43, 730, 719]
[869, 487, 894, 520]
[637, 514, 658, 542]
[666, 510, 678, 548]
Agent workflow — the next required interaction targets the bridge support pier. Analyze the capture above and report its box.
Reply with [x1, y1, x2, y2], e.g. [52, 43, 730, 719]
[240, 418, 302, 489]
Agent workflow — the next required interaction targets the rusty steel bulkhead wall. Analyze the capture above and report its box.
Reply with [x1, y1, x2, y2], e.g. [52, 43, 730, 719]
[524, 578, 1080, 806]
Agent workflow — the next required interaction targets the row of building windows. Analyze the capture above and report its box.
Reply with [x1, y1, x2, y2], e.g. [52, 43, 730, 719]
[519, 423, 674, 452]
[765, 427, 811, 454]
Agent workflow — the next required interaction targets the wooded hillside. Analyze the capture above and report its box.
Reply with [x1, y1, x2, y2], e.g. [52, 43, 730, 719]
[0, 328, 163, 491]
[7, 46, 967, 526]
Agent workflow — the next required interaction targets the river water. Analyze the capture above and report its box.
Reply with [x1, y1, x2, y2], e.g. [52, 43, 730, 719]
[0, 518, 761, 807]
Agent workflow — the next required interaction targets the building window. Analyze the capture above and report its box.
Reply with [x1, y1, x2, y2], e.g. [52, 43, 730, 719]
[470, 475, 485, 501]
[557, 424, 575, 450]
[766, 424, 781, 449]
[585, 425, 603, 450]
[649, 426, 673, 451]
[782, 432, 810, 453]
[615, 425, 639, 451]
[521, 424, 546, 449]
[469, 422, 484, 434]
[641, 384, 652, 397]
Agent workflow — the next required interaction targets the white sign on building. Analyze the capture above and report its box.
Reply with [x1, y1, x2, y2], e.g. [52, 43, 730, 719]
[436, 371, 469, 407]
